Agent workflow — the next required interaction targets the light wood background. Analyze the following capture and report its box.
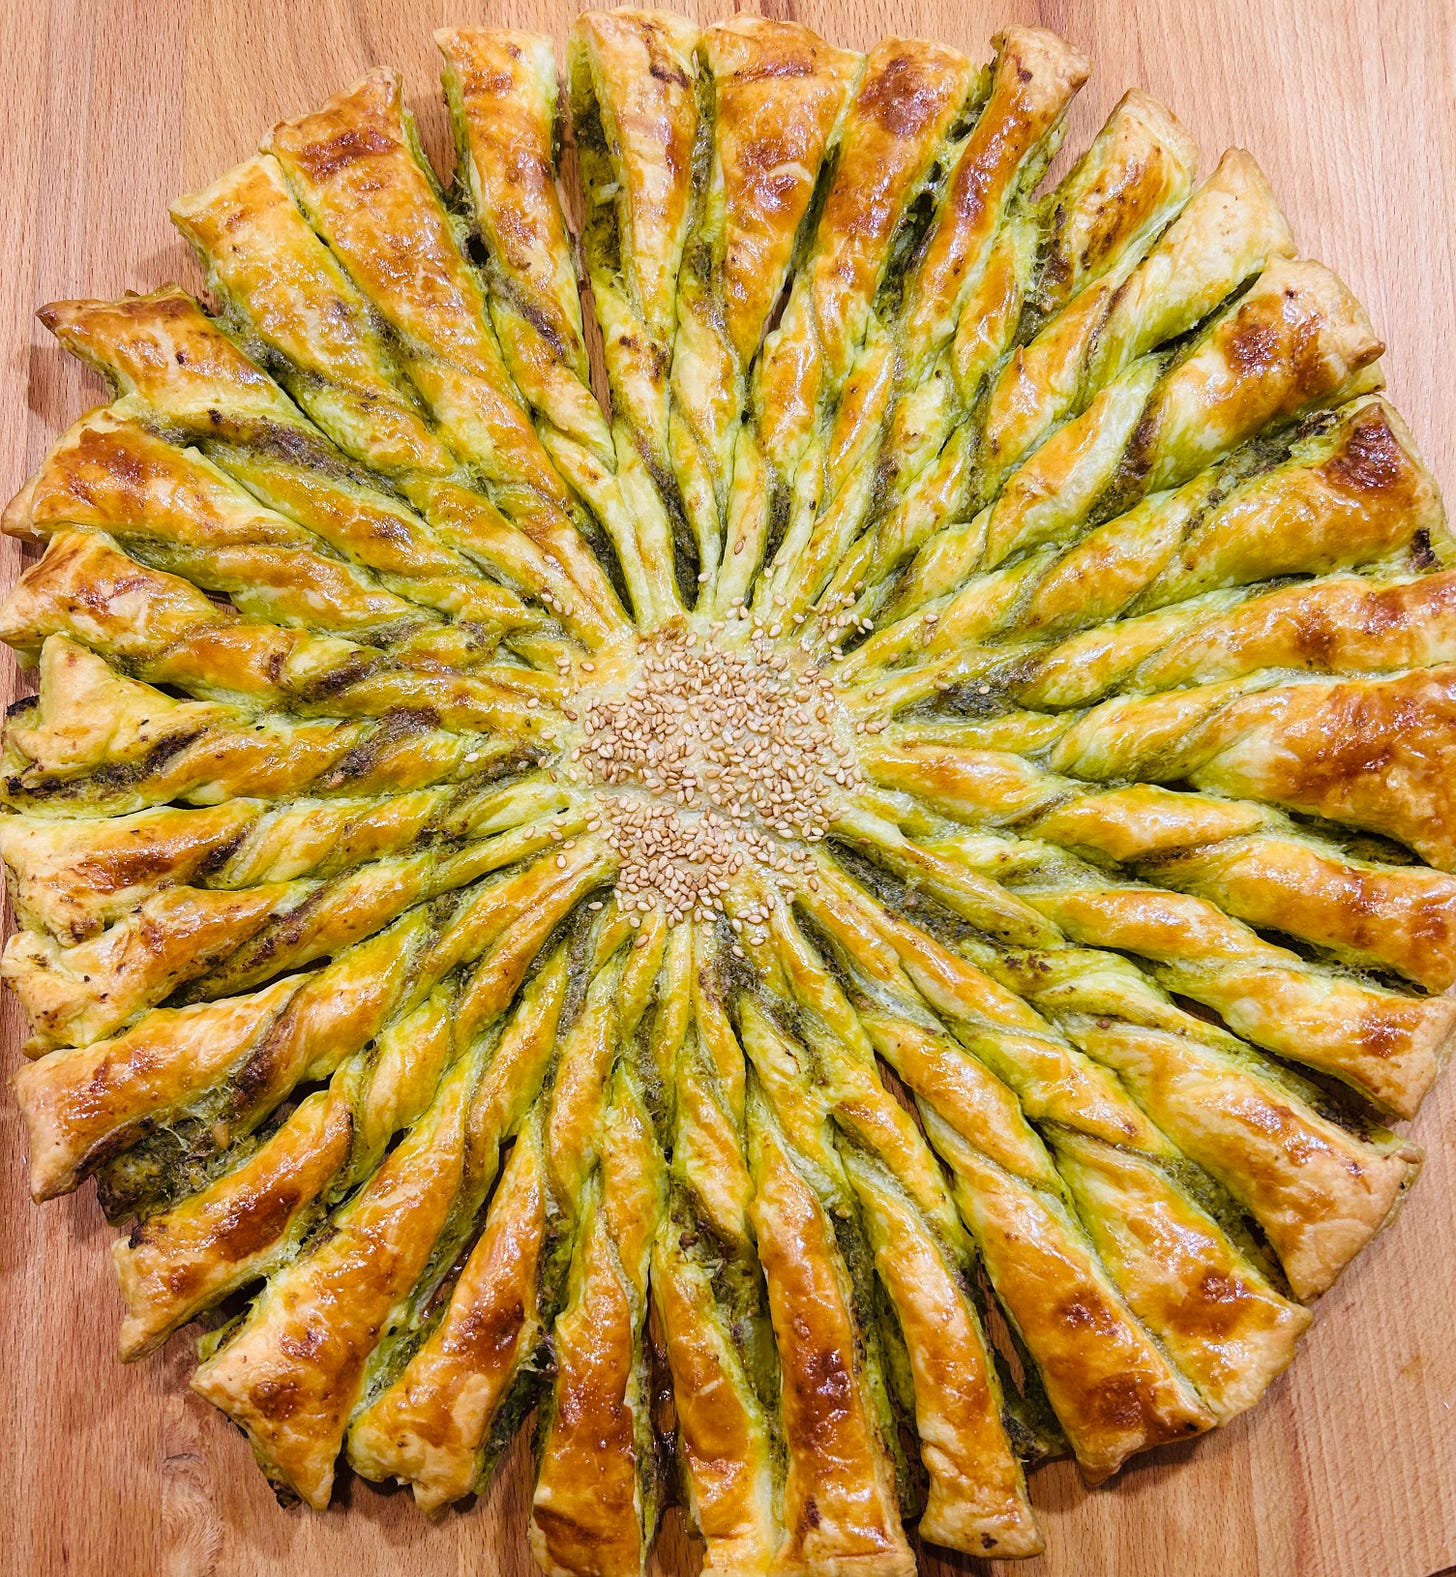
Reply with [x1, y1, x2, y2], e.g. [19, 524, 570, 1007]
[1, 2, 1453, 1575]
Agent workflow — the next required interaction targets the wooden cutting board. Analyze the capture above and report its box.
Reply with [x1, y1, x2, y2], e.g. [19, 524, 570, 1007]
[1, 2, 1453, 1574]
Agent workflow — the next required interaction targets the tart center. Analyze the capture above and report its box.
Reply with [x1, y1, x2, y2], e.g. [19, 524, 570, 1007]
[563, 625, 861, 925]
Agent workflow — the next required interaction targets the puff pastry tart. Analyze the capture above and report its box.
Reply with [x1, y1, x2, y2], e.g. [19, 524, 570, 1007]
[5, 12, 1451, 1572]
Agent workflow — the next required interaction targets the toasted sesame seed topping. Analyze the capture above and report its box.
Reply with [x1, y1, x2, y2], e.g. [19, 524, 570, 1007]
[568, 628, 861, 924]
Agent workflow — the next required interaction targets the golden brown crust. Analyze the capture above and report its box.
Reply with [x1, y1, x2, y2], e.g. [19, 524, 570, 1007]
[348, 1126, 547, 1509]
[13, 977, 304, 1200]
[1050, 1131, 1310, 1422]
[529, 1203, 644, 1577]
[651, 1229, 778, 1576]
[1052, 666, 1456, 870]
[112, 1087, 353, 1360]
[436, 28, 594, 418]
[945, 1138, 1214, 1481]
[850, 1161, 1041, 1557]
[1144, 833, 1456, 992]
[37, 287, 300, 437]
[753, 36, 974, 468]
[0, 799, 258, 943]
[1078, 1017, 1421, 1300]
[901, 27, 1090, 364]
[749, 1113, 913, 1577]
[267, 70, 566, 503]
[572, 10, 700, 345]
[704, 18, 861, 367]
[171, 155, 453, 479]
[4, 16, 1454, 1554]
[191, 1053, 478, 1508]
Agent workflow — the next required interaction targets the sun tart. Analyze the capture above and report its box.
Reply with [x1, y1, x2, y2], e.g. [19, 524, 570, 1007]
[2, 13, 1451, 1574]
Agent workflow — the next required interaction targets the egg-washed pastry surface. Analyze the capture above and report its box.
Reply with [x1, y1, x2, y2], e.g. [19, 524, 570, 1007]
[4, 12, 1451, 1572]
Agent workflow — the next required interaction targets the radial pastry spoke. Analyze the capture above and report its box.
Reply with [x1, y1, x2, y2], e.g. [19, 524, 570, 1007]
[187, 936, 575, 1505]
[1048, 665, 1456, 867]
[835, 281, 1390, 665]
[739, 887, 1285, 1474]
[2, 637, 538, 820]
[347, 908, 660, 1510]
[665, 18, 860, 600]
[713, 34, 978, 615]
[973, 147, 1294, 501]
[264, 75, 577, 516]
[869, 254, 1383, 612]
[864, 393, 1445, 658]
[808, 87, 1199, 632]
[439, 28, 669, 630]
[801, 859, 1422, 1301]
[36, 290, 624, 647]
[12, 843, 608, 1203]
[647, 925, 782, 1576]
[859, 737, 1456, 991]
[728, 899, 1045, 1552]
[0, 766, 565, 946]
[2, 534, 567, 735]
[3, 11, 1451, 1570]
[761, 27, 1093, 620]
[6, 411, 532, 660]
[530, 1062, 665, 1577]
[566, 10, 706, 622]
[745, 1087, 916, 1576]
[837, 802, 1451, 1115]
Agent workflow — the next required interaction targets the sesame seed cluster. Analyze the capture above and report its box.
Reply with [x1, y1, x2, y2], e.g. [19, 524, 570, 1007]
[565, 627, 861, 924]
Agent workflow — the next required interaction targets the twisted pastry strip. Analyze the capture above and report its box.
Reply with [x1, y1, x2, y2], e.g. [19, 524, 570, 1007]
[800, 857, 1419, 1300]
[736, 884, 1221, 1484]
[437, 30, 609, 468]
[188, 906, 652, 1511]
[11, 839, 609, 1203]
[809, 89, 1205, 629]
[6, 410, 530, 662]
[2, 534, 563, 733]
[867, 1002, 1311, 1428]
[973, 148, 1294, 503]
[1025, 569, 1456, 703]
[731, 898, 1045, 1553]
[348, 910, 664, 1514]
[711, 35, 977, 615]
[168, 154, 454, 487]
[857, 395, 1446, 682]
[847, 253, 1384, 635]
[441, 26, 690, 627]
[1048, 663, 1456, 870]
[762, 887, 1313, 1440]
[842, 560, 1456, 727]
[840, 798, 1453, 1116]
[263, 71, 612, 568]
[4, 770, 583, 1053]
[112, 934, 568, 1361]
[760, 27, 1093, 618]
[744, 1079, 916, 1575]
[188, 959, 561, 1507]
[36, 289, 622, 647]
[2, 532, 564, 742]
[2, 637, 532, 819]
[859, 732, 1456, 992]
[648, 926, 781, 1575]
[665, 17, 861, 592]
[0, 754, 563, 951]
[568, 10, 702, 621]
[530, 1063, 665, 1577]
[889, 566, 1456, 721]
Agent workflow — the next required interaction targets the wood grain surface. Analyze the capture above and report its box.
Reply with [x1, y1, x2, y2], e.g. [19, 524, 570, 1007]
[1, 2, 1453, 1575]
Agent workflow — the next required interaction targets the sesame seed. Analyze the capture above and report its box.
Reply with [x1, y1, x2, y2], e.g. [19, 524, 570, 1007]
[569, 628, 863, 926]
